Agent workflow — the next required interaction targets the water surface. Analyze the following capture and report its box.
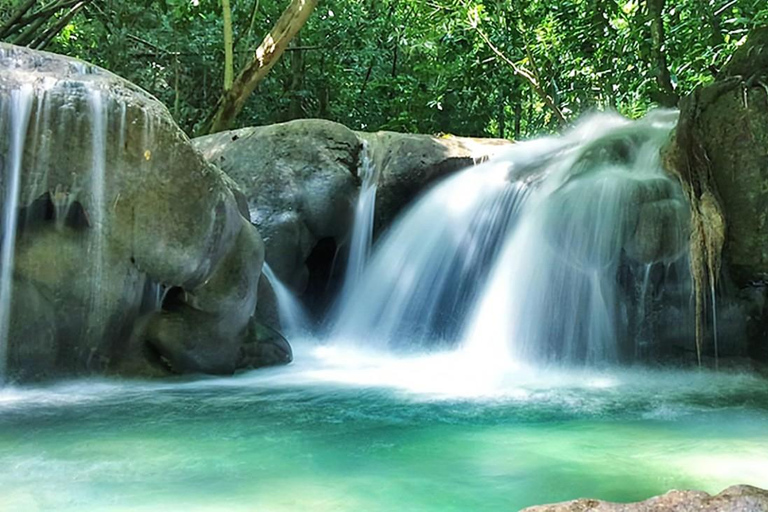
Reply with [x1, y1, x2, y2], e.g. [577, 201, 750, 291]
[1, 344, 767, 511]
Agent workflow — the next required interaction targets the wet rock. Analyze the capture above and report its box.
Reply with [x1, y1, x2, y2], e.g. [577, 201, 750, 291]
[193, 119, 360, 293]
[361, 131, 511, 234]
[521, 485, 768, 511]
[661, 28, 768, 361]
[0, 43, 284, 380]
[624, 197, 689, 264]
[193, 120, 509, 327]
[240, 320, 293, 369]
[661, 28, 768, 286]
[11, 224, 144, 378]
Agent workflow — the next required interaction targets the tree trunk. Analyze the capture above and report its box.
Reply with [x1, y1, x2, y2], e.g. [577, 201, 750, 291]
[647, 0, 677, 107]
[207, 0, 318, 134]
[222, 0, 234, 91]
[287, 37, 304, 120]
[33, 0, 90, 50]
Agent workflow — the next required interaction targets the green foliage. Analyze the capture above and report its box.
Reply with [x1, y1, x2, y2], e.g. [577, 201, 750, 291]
[2, 0, 766, 137]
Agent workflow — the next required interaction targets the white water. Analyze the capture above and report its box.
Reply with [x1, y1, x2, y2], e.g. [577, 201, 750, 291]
[339, 140, 378, 298]
[86, 89, 108, 352]
[262, 263, 311, 338]
[331, 111, 690, 365]
[330, 158, 529, 348]
[0, 85, 33, 381]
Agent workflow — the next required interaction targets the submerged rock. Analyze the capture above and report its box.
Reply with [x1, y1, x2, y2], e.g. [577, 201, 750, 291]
[0, 43, 290, 380]
[521, 485, 768, 511]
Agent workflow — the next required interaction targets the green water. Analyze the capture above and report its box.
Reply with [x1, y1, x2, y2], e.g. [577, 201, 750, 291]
[1, 347, 768, 511]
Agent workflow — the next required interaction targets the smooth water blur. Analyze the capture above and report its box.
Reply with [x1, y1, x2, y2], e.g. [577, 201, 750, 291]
[0, 84, 33, 381]
[1, 344, 767, 512]
[339, 140, 378, 298]
[331, 160, 529, 348]
[330, 111, 690, 363]
[262, 263, 311, 338]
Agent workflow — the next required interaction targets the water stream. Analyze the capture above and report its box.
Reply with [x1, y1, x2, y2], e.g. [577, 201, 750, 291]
[262, 263, 311, 338]
[339, 140, 378, 298]
[0, 85, 33, 382]
[331, 111, 690, 365]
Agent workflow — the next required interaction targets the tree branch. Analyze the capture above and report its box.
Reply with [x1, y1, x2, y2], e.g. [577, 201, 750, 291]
[206, 0, 318, 134]
[473, 26, 566, 126]
[221, 0, 234, 91]
[648, 0, 678, 107]
[0, 0, 37, 40]
[33, 0, 90, 50]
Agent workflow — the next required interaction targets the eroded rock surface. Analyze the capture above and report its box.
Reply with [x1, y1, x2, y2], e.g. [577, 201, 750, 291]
[662, 27, 768, 361]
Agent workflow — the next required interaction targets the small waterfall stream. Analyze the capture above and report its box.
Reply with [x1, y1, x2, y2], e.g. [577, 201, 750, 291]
[86, 89, 108, 345]
[330, 159, 529, 348]
[262, 263, 311, 338]
[0, 85, 34, 382]
[340, 140, 378, 295]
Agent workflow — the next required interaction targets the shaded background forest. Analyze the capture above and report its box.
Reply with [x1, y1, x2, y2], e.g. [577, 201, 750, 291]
[2, 0, 767, 137]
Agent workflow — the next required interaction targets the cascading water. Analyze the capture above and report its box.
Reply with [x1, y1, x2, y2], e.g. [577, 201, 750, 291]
[331, 111, 691, 366]
[0, 84, 34, 382]
[339, 140, 378, 298]
[330, 157, 529, 348]
[85, 89, 108, 346]
[262, 262, 310, 338]
[0, 46, 165, 380]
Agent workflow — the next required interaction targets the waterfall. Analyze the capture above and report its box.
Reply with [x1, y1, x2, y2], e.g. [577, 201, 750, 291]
[262, 263, 310, 338]
[332, 111, 691, 365]
[0, 85, 33, 382]
[339, 141, 378, 298]
[86, 89, 108, 346]
[330, 158, 529, 349]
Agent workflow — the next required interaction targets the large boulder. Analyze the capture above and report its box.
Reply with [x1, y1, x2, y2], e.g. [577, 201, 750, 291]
[0, 43, 289, 380]
[521, 485, 768, 511]
[193, 119, 361, 293]
[670, 28, 768, 286]
[193, 120, 510, 326]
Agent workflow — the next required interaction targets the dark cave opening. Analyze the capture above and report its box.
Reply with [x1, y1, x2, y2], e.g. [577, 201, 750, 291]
[303, 236, 345, 321]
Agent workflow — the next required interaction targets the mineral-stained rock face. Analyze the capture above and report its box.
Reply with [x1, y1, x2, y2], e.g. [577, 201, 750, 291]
[662, 28, 768, 361]
[0, 43, 290, 380]
[521, 485, 768, 512]
[680, 28, 768, 287]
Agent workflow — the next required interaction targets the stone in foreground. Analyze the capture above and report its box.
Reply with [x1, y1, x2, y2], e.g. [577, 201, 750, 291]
[521, 485, 768, 512]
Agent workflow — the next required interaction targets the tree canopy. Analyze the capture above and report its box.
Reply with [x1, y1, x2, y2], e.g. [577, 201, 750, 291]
[2, 0, 766, 137]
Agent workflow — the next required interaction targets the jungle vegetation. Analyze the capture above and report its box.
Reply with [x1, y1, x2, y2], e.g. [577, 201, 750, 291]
[1, 0, 767, 137]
